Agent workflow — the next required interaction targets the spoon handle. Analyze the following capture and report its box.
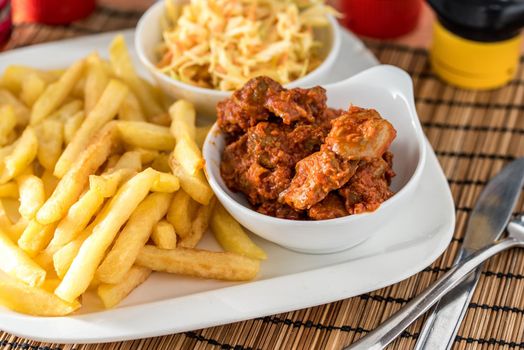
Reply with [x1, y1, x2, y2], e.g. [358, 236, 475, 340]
[344, 237, 520, 350]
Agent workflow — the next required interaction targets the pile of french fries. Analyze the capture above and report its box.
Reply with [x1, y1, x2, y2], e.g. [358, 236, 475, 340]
[0, 35, 267, 316]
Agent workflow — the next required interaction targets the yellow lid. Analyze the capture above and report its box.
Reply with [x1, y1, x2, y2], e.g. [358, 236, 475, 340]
[430, 21, 522, 90]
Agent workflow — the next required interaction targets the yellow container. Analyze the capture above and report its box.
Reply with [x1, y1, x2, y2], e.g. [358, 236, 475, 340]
[430, 21, 522, 90]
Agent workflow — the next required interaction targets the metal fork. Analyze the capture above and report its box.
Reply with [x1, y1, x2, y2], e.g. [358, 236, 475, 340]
[344, 216, 524, 350]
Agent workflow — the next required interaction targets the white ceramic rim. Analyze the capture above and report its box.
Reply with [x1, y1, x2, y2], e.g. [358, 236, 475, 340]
[204, 65, 428, 227]
[134, 0, 342, 98]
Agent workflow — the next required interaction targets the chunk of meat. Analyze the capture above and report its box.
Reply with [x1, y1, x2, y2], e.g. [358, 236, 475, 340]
[264, 86, 327, 125]
[279, 149, 358, 211]
[221, 134, 251, 194]
[338, 157, 394, 214]
[257, 201, 305, 220]
[325, 106, 396, 160]
[308, 193, 348, 220]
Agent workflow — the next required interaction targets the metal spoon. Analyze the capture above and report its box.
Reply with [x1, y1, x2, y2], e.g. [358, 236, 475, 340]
[344, 216, 524, 350]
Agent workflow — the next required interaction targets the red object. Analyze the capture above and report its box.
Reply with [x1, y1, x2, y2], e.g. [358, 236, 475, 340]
[13, 0, 95, 24]
[0, 0, 11, 44]
[341, 0, 422, 39]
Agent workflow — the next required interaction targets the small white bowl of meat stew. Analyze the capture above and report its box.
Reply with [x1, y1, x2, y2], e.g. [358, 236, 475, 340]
[203, 65, 426, 254]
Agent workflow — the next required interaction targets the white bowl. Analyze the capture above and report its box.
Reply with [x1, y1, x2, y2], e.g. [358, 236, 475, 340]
[135, 0, 341, 117]
[203, 65, 427, 254]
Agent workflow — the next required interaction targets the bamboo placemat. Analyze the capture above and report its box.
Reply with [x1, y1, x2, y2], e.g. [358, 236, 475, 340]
[1, 5, 524, 350]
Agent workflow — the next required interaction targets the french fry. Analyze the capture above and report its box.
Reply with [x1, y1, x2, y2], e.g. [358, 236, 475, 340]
[149, 112, 171, 127]
[169, 99, 196, 141]
[136, 245, 260, 281]
[97, 266, 151, 308]
[173, 136, 204, 175]
[50, 99, 83, 121]
[211, 204, 267, 260]
[170, 158, 213, 205]
[18, 220, 57, 257]
[118, 91, 146, 122]
[31, 59, 85, 125]
[132, 148, 158, 165]
[54, 80, 128, 177]
[178, 197, 216, 248]
[151, 172, 180, 193]
[151, 153, 171, 172]
[0, 182, 18, 198]
[2, 65, 58, 94]
[0, 201, 25, 242]
[55, 168, 159, 302]
[84, 54, 110, 114]
[109, 35, 163, 117]
[110, 151, 142, 172]
[116, 121, 175, 151]
[166, 190, 199, 238]
[41, 277, 61, 293]
[71, 77, 86, 99]
[0, 105, 16, 146]
[52, 227, 92, 279]
[96, 191, 172, 284]
[37, 123, 117, 225]
[35, 119, 63, 171]
[0, 128, 38, 184]
[0, 89, 31, 126]
[41, 170, 59, 198]
[48, 189, 104, 249]
[34, 250, 56, 275]
[63, 110, 85, 144]
[195, 125, 212, 149]
[89, 168, 136, 198]
[151, 220, 177, 249]
[20, 73, 46, 107]
[0, 229, 46, 286]
[0, 274, 80, 316]
[16, 174, 45, 220]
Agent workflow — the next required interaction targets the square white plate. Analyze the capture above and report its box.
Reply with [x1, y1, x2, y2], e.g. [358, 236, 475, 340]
[0, 29, 455, 343]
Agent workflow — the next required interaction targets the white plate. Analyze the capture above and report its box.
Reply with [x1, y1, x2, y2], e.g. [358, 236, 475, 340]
[0, 29, 454, 343]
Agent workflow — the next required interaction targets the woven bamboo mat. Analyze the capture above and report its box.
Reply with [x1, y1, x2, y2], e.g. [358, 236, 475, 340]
[1, 5, 524, 350]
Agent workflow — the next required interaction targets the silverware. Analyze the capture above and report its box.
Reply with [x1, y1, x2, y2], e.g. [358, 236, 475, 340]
[414, 157, 524, 350]
[344, 216, 524, 350]
[343, 157, 524, 350]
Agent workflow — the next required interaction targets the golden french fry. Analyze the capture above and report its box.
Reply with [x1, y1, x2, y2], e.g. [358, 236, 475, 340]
[109, 35, 163, 117]
[0, 182, 18, 198]
[48, 189, 104, 249]
[41, 170, 59, 198]
[31, 59, 85, 125]
[131, 148, 158, 165]
[118, 91, 146, 122]
[0, 274, 80, 316]
[136, 245, 260, 281]
[18, 219, 57, 257]
[179, 197, 216, 249]
[89, 168, 136, 198]
[63, 110, 85, 144]
[41, 277, 61, 293]
[151, 220, 177, 249]
[55, 168, 159, 302]
[2, 65, 58, 94]
[116, 121, 175, 151]
[0, 200, 24, 242]
[16, 174, 45, 220]
[173, 136, 204, 175]
[151, 153, 170, 172]
[0, 229, 46, 286]
[211, 204, 267, 260]
[54, 80, 128, 177]
[151, 172, 180, 193]
[71, 77, 86, 99]
[0, 128, 38, 184]
[166, 190, 199, 238]
[52, 227, 92, 279]
[170, 158, 213, 205]
[35, 119, 64, 171]
[37, 123, 117, 225]
[97, 266, 151, 308]
[50, 99, 83, 121]
[110, 151, 142, 172]
[84, 54, 110, 114]
[0, 105, 17, 146]
[149, 112, 171, 127]
[20, 73, 46, 107]
[169, 99, 196, 141]
[0, 89, 31, 126]
[96, 191, 172, 284]
[195, 125, 212, 149]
